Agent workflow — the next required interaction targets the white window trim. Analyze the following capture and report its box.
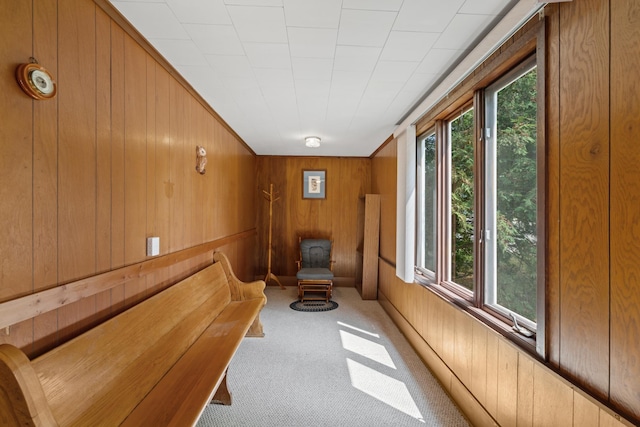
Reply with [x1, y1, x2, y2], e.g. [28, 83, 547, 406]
[396, 125, 416, 283]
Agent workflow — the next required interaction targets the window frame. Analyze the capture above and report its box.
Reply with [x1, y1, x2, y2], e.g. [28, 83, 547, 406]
[440, 102, 476, 299]
[481, 55, 539, 331]
[413, 17, 546, 358]
[415, 129, 437, 284]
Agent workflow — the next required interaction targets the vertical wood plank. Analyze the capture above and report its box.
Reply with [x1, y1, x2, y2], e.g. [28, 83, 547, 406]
[516, 354, 534, 427]
[470, 320, 488, 406]
[31, 0, 58, 355]
[485, 332, 499, 418]
[94, 7, 113, 320]
[371, 139, 397, 262]
[454, 309, 473, 387]
[203, 114, 217, 243]
[609, 0, 640, 420]
[573, 392, 600, 427]
[192, 103, 204, 245]
[146, 54, 157, 245]
[123, 35, 147, 266]
[155, 65, 171, 257]
[532, 364, 573, 426]
[544, 2, 561, 369]
[183, 96, 195, 248]
[57, 0, 98, 338]
[96, 7, 112, 274]
[110, 21, 126, 310]
[0, 0, 33, 303]
[33, 0, 58, 292]
[169, 78, 185, 253]
[57, 0, 97, 283]
[496, 340, 518, 427]
[558, 0, 610, 397]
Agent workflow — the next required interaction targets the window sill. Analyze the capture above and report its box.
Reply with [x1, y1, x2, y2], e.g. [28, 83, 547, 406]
[414, 275, 540, 359]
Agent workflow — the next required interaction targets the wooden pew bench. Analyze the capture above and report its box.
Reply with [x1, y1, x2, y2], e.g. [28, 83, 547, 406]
[0, 251, 266, 427]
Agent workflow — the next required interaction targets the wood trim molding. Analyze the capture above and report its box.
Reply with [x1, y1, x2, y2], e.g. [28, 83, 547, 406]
[0, 230, 256, 330]
[91, 0, 255, 156]
[370, 134, 395, 159]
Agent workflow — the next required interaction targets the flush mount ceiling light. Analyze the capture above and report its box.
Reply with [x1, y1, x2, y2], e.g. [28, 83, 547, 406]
[304, 136, 321, 148]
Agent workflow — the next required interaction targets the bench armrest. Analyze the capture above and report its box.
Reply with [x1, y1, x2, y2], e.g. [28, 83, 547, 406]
[240, 279, 267, 301]
[0, 344, 59, 426]
[213, 252, 266, 303]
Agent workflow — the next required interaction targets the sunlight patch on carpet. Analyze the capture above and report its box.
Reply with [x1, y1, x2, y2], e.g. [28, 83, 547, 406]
[346, 358, 425, 423]
[340, 330, 395, 369]
[337, 321, 380, 338]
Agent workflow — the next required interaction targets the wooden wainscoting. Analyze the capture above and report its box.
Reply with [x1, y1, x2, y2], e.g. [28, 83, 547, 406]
[377, 259, 635, 427]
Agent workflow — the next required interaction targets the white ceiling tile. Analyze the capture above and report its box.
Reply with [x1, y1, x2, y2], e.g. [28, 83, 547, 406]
[244, 43, 291, 68]
[184, 24, 244, 55]
[386, 89, 421, 114]
[333, 46, 381, 72]
[298, 100, 327, 125]
[296, 79, 331, 100]
[434, 14, 495, 50]
[283, 0, 341, 28]
[217, 76, 260, 92]
[330, 70, 370, 96]
[205, 55, 253, 78]
[459, 0, 513, 15]
[380, 31, 440, 62]
[150, 39, 209, 66]
[416, 48, 464, 74]
[342, 0, 403, 11]
[111, 2, 189, 39]
[224, 0, 282, 6]
[227, 5, 287, 43]
[370, 61, 419, 82]
[401, 72, 439, 93]
[112, 0, 532, 156]
[393, 0, 465, 33]
[288, 27, 338, 58]
[166, 0, 231, 25]
[292, 58, 333, 81]
[337, 9, 396, 47]
[362, 81, 403, 102]
[177, 65, 224, 91]
[256, 68, 294, 88]
[262, 85, 297, 101]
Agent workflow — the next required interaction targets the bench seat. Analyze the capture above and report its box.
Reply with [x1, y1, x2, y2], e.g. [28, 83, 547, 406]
[0, 251, 266, 427]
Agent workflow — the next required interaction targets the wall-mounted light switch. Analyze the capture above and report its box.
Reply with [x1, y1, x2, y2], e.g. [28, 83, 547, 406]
[147, 237, 160, 257]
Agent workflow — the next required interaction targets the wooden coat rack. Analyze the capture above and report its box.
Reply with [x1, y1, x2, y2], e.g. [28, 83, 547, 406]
[262, 183, 284, 289]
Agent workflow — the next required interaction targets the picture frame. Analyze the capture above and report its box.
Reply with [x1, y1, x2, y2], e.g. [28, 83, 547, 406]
[302, 170, 326, 199]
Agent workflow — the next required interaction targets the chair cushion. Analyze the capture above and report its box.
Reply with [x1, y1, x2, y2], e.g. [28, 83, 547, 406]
[300, 239, 331, 269]
[297, 268, 334, 281]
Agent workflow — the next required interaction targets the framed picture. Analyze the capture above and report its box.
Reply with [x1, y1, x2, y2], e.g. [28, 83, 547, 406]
[302, 170, 326, 199]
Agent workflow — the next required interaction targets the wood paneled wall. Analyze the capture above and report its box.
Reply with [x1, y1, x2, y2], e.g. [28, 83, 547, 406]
[372, 0, 640, 424]
[0, 0, 256, 358]
[378, 260, 633, 427]
[255, 156, 370, 283]
[371, 140, 397, 265]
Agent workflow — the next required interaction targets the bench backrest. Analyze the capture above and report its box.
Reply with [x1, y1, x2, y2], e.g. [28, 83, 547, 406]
[31, 262, 231, 426]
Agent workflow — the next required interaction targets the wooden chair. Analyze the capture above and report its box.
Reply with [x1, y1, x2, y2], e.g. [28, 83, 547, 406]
[296, 237, 334, 302]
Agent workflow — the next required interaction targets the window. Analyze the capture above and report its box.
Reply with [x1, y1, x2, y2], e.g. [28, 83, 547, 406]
[414, 50, 543, 353]
[484, 58, 538, 327]
[416, 131, 436, 281]
[447, 108, 475, 292]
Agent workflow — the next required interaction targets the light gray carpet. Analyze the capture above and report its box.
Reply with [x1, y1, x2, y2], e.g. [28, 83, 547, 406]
[197, 286, 470, 427]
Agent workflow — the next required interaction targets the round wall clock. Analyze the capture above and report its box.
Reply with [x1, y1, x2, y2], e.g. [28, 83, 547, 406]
[16, 62, 57, 100]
